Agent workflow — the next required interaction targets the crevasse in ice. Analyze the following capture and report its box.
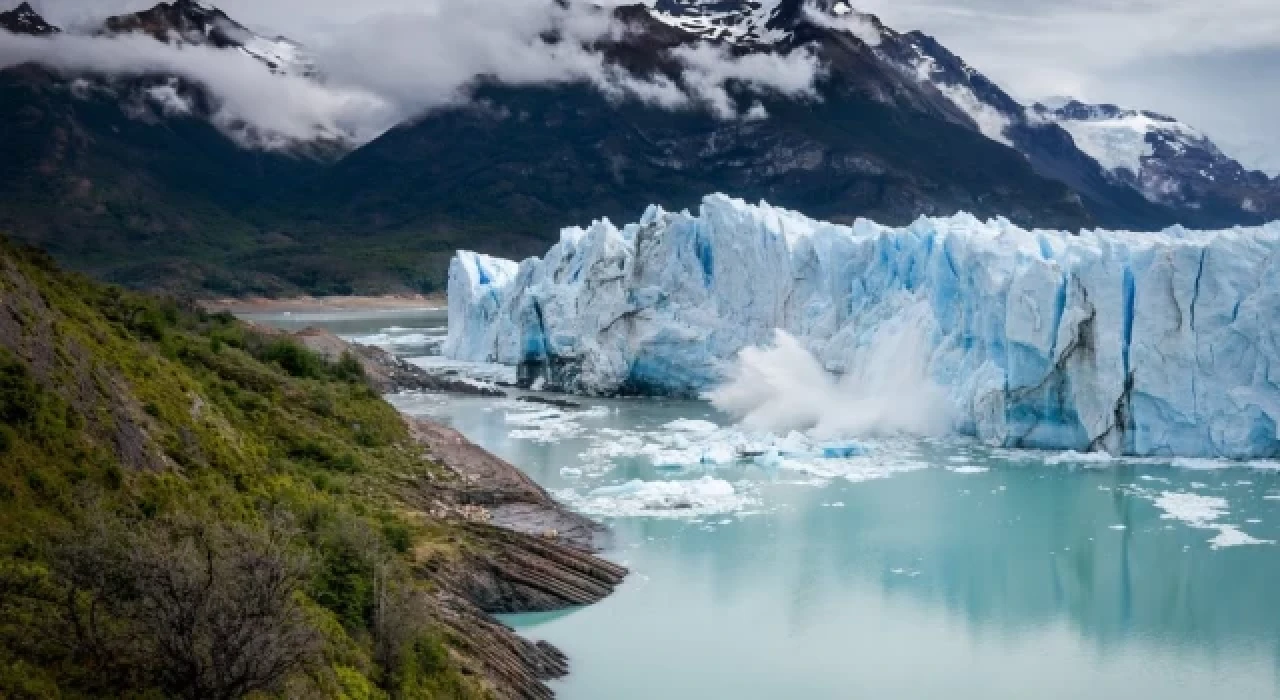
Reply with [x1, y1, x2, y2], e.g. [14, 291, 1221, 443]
[444, 193, 1280, 458]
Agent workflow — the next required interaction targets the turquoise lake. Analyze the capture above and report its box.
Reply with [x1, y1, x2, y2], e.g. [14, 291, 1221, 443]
[252, 310, 1280, 699]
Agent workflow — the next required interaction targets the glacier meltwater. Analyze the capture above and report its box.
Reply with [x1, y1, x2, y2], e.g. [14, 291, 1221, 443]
[445, 194, 1280, 459]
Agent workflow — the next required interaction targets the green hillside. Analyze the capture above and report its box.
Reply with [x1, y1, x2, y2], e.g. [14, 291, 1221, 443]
[0, 236, 524, 698]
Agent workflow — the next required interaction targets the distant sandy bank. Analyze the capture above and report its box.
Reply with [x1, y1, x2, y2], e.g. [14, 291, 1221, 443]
[199, 294, 445, 314]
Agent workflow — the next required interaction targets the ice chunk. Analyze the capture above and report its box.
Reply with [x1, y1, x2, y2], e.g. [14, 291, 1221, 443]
[1208, 526, 1273, 549]
[820, 442, 866, 458]
[1153, 492, 1228, 528]
[446, 194, 1280, 458]
[557, 477, 755, 518]
[664, 419, 721, 433]
[1152, 491, 1273, 549]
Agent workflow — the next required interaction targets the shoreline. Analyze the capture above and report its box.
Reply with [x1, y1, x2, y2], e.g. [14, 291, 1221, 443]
[200, 294, 445, 314]
[296, 327, 622, 698]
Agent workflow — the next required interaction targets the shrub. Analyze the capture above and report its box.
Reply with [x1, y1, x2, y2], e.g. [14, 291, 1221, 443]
[263, 340, 325, 380]
[48, 514, 324, 700]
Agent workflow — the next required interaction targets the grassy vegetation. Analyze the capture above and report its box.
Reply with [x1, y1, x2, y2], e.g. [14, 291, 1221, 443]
[0, 237, 489, 698]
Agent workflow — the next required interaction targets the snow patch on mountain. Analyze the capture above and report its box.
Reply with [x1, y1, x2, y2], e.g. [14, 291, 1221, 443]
[904, 51, 1012, 147]
[234, 33, 316, 77]
[647, 0, 789, 44]
[1048, 106, 1204, 177]
[446, 193, 1280, 459]
[801, 2, 882, 46]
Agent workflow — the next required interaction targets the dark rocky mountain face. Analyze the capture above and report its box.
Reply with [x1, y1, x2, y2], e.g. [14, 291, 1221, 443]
[0, 2, 336, 294]
[290, 0, 1092, 271]
[0, 1, 57, 35]
[102, 0, 243, 47]
[0, 2, 353, 295]
[0, 63, 331, 295]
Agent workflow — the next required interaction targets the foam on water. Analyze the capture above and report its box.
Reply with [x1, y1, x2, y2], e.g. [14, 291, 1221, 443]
[406, 356, 517, 386]
[346, 328, 445, 350]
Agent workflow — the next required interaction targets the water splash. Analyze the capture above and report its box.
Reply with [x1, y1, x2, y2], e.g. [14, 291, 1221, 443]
[707, 306, 954, 438]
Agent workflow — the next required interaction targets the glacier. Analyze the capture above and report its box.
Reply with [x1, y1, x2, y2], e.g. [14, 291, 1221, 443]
[444, 193, 1280, 459]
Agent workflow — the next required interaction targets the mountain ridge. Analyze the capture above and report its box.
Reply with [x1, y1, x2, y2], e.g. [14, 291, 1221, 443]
[0, 0, 1275, 297]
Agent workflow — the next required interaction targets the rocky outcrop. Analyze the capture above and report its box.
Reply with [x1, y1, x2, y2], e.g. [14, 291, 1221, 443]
[407, 418, 604, 550]
[401, 418, 625, 699]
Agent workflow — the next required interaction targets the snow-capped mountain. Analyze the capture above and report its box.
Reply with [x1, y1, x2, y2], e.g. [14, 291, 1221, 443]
[0, 1, 349, 156]
[305, 0, 1093, 255]
[0, 2, 57, 35]
[858, 20, 1278, 226]
[621, 0, 1220, 226]
[99, 0, 318, 78]
[1033, 101, 1278, 220]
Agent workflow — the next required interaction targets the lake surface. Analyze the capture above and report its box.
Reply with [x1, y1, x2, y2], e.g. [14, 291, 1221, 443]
[252, 310, 1280, 699]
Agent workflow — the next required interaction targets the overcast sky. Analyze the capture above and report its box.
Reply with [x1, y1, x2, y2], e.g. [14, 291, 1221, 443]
[24, 0, 1280, 174]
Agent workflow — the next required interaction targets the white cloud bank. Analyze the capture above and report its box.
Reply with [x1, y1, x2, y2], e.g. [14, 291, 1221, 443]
[0, 31, 396, 148]
[4, 0, 828, 150]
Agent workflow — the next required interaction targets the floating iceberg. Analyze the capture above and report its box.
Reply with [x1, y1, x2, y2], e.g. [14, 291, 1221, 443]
[446, 193, 1280, 458]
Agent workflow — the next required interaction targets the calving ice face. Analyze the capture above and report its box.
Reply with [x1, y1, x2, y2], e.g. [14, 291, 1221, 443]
[446, 193, 1280, 459]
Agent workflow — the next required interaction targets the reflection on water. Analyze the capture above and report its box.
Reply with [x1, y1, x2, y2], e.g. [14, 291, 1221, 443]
[251, 311, 1280, 700]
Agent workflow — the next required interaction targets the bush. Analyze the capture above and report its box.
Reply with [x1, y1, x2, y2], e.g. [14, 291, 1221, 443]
[333, 352, 366, 383]
[263, 340, 325, 379]
[48, 513, 324, 700]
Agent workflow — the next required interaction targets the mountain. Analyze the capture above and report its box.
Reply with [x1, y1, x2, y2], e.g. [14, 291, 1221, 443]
[0, 1, 57, 35]
[0, 2, 358, 295]
[100, 0, 317, 77]
[878, 29, 1278, 228]
[875, 30, 1180, 230]
[0, 0, 1275, 297]
[291, 0, 1093, 271]
[1033, 100, 1278, 224]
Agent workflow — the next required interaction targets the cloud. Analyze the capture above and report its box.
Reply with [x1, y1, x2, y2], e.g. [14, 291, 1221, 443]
[7, 0, 828, 148]
[801, 2, 882, 47]
[0, 31, 397, 148]
[671, 44, 824, 118]
[24, 0, 1274, 174]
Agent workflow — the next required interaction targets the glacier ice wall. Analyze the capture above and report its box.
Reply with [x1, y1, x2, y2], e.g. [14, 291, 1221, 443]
[445, 194, 1280, 458]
